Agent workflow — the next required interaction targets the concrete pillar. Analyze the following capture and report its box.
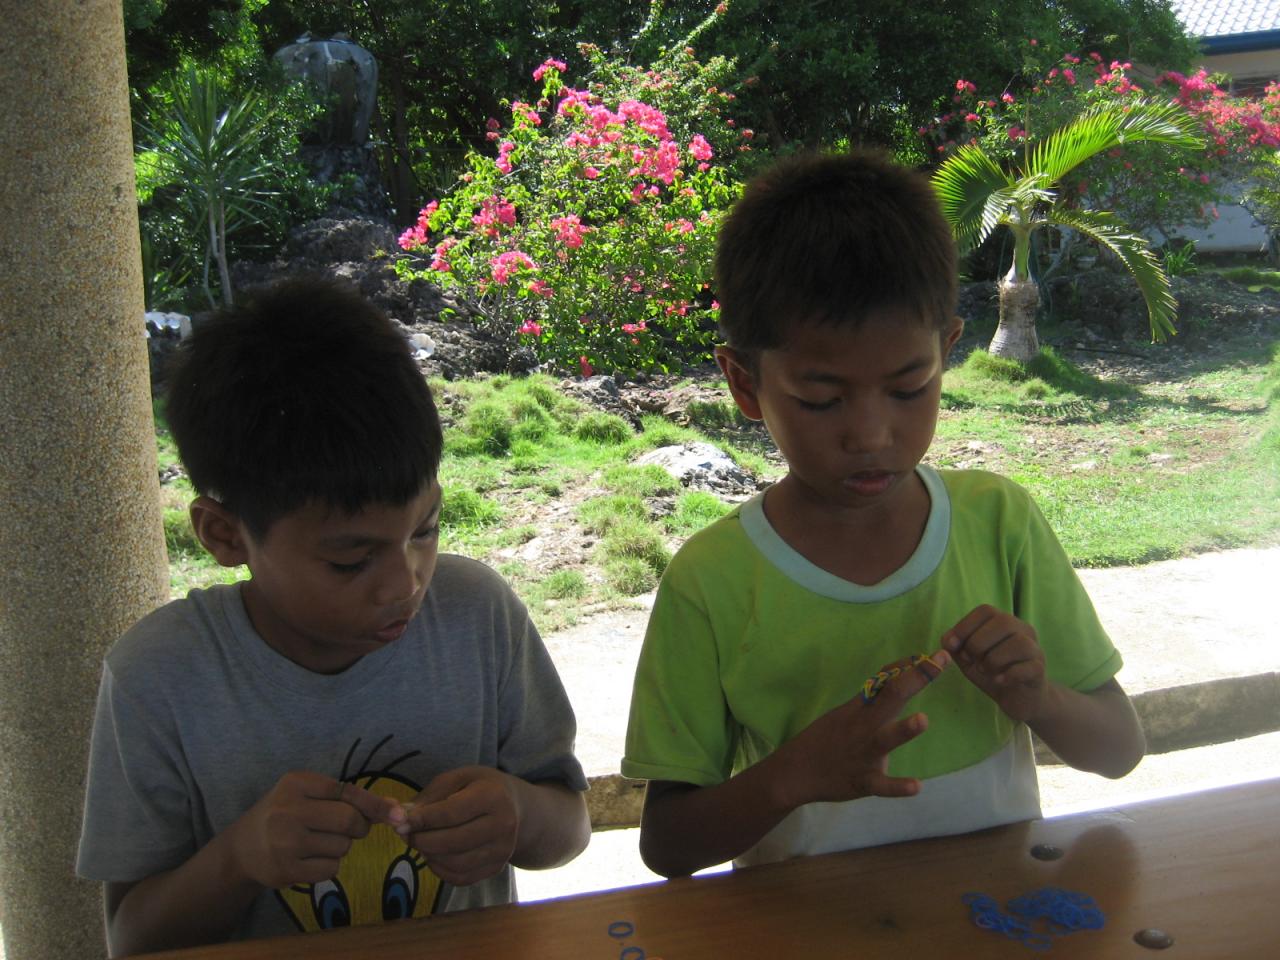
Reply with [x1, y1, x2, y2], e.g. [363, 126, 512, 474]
[0, 2, 170, 958]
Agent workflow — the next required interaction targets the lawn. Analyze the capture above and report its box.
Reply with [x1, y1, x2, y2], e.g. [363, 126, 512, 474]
[156, 278, 1280, 633]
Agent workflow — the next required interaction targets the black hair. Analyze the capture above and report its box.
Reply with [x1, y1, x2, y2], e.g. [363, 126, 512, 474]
[165, 275, 442, 539]
[714, 149, 958, 355]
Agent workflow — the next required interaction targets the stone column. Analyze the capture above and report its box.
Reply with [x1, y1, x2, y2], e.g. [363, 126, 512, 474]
[0, 3, 170, 958]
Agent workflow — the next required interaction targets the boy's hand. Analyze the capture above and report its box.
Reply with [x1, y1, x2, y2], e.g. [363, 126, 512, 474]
[230, 772, 405, 890]
[396, 767, 522, 886]
[943, 605, 1046, 722]
[772, 651, 948, 809]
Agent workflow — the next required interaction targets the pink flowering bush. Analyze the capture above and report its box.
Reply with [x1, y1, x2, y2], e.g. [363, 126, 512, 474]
[395, 47, 743, 375]
[923, 47, 1280, 244]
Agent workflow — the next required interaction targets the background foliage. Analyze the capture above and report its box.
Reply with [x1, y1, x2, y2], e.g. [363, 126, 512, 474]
[125, 0, 1200, 226]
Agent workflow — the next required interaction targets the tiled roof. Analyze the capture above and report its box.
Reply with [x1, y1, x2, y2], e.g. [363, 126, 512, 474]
[1172, 0, 1280, 38]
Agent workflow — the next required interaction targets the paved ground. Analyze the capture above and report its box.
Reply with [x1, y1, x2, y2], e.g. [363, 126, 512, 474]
[520, 545, 1280, 901]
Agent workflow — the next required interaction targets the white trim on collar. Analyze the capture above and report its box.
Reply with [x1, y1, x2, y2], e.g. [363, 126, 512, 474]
[738, 464, 950, 602]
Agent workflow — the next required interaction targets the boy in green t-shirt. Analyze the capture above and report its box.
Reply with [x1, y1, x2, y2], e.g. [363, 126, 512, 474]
[622, 151, 1145, 878]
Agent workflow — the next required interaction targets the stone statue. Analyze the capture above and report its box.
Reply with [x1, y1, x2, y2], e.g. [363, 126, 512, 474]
[272, 33, 389, 220]
[273, 32, 378, 146]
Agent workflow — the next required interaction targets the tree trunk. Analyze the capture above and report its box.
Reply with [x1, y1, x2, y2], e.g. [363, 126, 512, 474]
[989, 269, 1040, 362]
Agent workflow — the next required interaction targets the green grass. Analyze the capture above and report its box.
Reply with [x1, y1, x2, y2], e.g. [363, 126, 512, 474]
[426, 374, 764, 627]
[157, 335, 1280, 633]
[1212, 265, 1280, 293]
[933, 339, 1280, 567]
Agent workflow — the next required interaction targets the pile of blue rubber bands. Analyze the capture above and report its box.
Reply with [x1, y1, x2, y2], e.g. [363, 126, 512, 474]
[963, 887, 1105, 950]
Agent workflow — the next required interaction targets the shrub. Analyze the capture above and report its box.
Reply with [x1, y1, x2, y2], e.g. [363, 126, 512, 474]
[665, 491, 731, 536]
[578, 494, 649, 536]
[541, 569, 589, 600]
[395, 52, 743, 374]
[575, 412, 633, 444]
[602, 557, 657, 596]
[602, 463, 680, 497]
[461, 400, 516, 455]
[441, 488, 502, 529]
[599, 518, 671, 576]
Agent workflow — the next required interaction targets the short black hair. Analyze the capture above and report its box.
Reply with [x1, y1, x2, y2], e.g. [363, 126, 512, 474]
[165, 275, 442, 539]
[714, 149, 957, 354]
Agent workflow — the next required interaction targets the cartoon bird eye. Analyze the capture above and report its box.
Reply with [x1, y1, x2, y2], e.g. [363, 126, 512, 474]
[382, 853, 420, 921]
[311, 878, 351, 929]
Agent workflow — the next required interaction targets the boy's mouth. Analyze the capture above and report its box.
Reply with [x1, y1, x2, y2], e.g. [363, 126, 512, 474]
[373, 617, 410, 643]
[843, 470, 894, 496]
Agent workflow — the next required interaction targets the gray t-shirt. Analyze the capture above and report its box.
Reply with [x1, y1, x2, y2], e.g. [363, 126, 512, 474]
[76, 554, 586, 941]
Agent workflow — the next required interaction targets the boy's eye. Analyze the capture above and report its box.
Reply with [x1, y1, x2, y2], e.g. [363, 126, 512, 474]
[413, 524, 440, 542]
[796, 397, 839, 411]
[892, 385, 929, 401]
[328, 557, 370, 574]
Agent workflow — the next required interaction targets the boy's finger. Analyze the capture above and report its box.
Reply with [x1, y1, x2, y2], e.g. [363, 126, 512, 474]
[862, 773, 922, 800]
[872, 712, 929, 756]
[404, 792, 476, 833]
[942, 605, 999, 653]
[865, 650, 949, 711]
[411, 815, 493, 857]
[332, 780, 403, 828]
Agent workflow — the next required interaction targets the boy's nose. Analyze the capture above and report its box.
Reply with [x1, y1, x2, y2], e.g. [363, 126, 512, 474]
[373, 551, 422, 606]
[841, 402, 891, 453]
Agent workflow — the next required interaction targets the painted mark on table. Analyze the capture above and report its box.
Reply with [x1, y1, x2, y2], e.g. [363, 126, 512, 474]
[607, 919, 663, 959]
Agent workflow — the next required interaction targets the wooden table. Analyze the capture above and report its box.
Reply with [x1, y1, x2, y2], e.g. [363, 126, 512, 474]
[146, 778, 1280, 959]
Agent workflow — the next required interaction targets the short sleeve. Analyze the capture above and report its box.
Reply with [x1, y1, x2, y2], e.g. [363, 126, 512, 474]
[76, 664, 197, 882]
[494, 588, 588, 793]
[622, 554, 735, 785]
[1014, 495, 1122, 692]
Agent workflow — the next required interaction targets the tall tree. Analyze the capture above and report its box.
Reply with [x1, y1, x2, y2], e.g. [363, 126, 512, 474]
[638, 0, 1198, 150]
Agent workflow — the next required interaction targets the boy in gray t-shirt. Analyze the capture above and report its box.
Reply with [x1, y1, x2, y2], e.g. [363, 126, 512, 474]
[76, 277, 589, 954]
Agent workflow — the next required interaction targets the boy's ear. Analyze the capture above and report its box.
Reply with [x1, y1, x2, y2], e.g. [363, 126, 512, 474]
[189, 496, 252, 568]
[714, 345, 764, 422]
[943, 315, 965, 357]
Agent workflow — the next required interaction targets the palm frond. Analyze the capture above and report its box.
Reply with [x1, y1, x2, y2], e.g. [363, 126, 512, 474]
[1033, 100, 1203, 185]
[1048, 208, 1178, 341]
[932, 146, 1011, 252]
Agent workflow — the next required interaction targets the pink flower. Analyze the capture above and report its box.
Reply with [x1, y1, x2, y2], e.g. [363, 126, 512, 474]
[582, 166, 601, 179]
[490, 250, 536, 285]
[486, 117, 500, 132]
[398, 224, 428, 250]
[532, 58, 568, 82]
[965, 112, 980, 123]
[528, 280, 554, 298]
[551, 214, 590, 248]
[518, 320, 543, 336]
[1007, 126, 1027, 141]
[472, 197, 517, 236]
[430, 237, 457, 272]
[1063, 68, 1076, 85]
[1001, 92, 1015, 104]
[579, 355, 593, 378]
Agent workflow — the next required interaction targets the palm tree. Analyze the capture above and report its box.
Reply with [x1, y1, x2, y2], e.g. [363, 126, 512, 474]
[140, 67, 283, 308]
[932, 101, 1203, 362]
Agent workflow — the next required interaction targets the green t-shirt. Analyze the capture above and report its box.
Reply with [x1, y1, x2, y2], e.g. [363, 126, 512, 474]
[623, 467, 1121, 859]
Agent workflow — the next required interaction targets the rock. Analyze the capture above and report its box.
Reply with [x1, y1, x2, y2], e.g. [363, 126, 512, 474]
[634, 443, 761, 500]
